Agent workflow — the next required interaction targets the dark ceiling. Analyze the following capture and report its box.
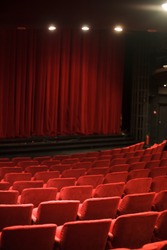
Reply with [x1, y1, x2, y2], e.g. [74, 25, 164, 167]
[1, 0, 167, 32]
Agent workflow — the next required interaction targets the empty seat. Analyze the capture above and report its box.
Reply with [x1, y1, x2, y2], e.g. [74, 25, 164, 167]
[0, 167, 23, 180]
[140, 155, 152, 162]
[93, 182, 125, 198]
[127, 169, 150, 181]
[117, 192, 155, 215]
[55, 219, 111, 250]
[145, 160, 160, 169]
[33, 156, 52, 163]
[86, 152, 100, 157]
[46, 177, 76, 191]
[149, 167, 167, 178]
[0, 224, 57, 250]
[25, 165, 48, 176]
[92, 160, 110, 168]
[76, 174, 104, 188]
[33, 171, 60, 183]
[61, 158, 79, 165]
[152, 190, 167, 211]
[12, 157, 32, 165]
[59, 185, 93, 203]
[109, 164, 129, 173]
[72, 162, 92, 170]
[110, 158, 127, 166]
[17, 160, 39, 170]
[154, 210, 167, 241]
[124, 177, 152, 195]
[0, 162, 15, 167]
[41, 159, 61, 167]
[4, 172, 32, 185]
[142, 240, 167, 250]
[0, 190, 19, 204]
[103, 171, 128, 183]
[128, 162, 146, 171]
[159, 159, 167, 167]
[11, 180, 44, 194]
[19, 188, 57, 207]
[80, 156, 97, 162]
[126, 157, 141, 164]
[0, 182, 10, 190]
[151, 176, 167, 192]
[87, 167, 109, 175]
[32, 200, 79, 225]
[151, 153, 162, 161]
[78, 197, 120, 220]
[61, 168, 86, 179]
[108, 211, 158, 249]
[0, 204, 33, 231]
[49, 164, 72, 173]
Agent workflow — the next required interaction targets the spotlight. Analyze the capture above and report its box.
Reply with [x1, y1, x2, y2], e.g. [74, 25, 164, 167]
[162, 3, 167, 11]
[114, 26, 123, 32]
[81, 25, 90, 31]
[48, 25, 56, 31]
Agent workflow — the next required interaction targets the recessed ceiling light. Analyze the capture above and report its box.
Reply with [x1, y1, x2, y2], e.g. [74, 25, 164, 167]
[48, 25, 56, 31]
[114, 26, 123, 32]
[81, 25, 90, 31]
[162, 3, 167, 11]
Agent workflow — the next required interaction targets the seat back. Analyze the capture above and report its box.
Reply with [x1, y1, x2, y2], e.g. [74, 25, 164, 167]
[154, 210, 167, 241]
[20, 188, 57, 207]
[149, 167, 167, 178]
[0, 182, 10, 190]
[0, 190, 19, 204]
[57, 219, 111, 250]
[151, 176, 167, 192]
[127, 169, 150, 181]
[152, 190, 167, 211]
[109, 164, 129, 173]
[76, 174, 104, 188]
[61, 168, 86, 179]
[0, 204, 33, 231]
[0, 224, 57, 250]
[103, 171, 128, 183]
[128, 162, 146, 171]
[35, 200, 79, 225]
[124, 178, 152, 195]
[59, 185, 93, 203]
[87, 167, 109, 175]
[46, 177, 76, 191]
[110, 211, 158, 248]
[12, 180, 44, 194]
[78, 197, 120, 220]
[0, 167, 23, 179]
[93, 182, 125, 198]
[4, 173, 32, 185]
[25, 165, 48, 176]
[117, 192, 155, 215]
[33, 171, 60, 182]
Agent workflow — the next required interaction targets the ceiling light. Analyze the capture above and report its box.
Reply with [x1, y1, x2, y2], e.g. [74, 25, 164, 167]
[162, 3, 167, 11]
[48, 25, 56, 31]
[114, 26, 123, 32]
[81, 25, 90, 31]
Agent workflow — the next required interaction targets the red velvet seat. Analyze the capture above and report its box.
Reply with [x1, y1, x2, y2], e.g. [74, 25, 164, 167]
[127, 169, 150, 180]
[33, 171, 60, 183]
[149, 167, 167, 178]
[128, 161, 146, 171]
[154, 210, 167, 241]
[117, 192, 155, 215]
[0, 204, 33, 231]
[32, 200, 79, 225]
[0, 224, 57, 250]
[49, 164, 72, 173]
[19, 187, 57, 207]
[0, 167, 23, 180]
[109, 164, 129, 173]
[86, 167, 109, 175]
[59, 185, 93, 203]
[33, 156, 52, 163]
[92, 159, 110, 168]
[103, 171, 128, 183]
[54, 219, 111, 250]
[25, 165, 48, 176]
[76, 174, 104, 188]
[61, 168, 86, 179]
[17, 160, 39, 170]
[77, 197, 120, 220]
[12, 157, 32, 165]
[124, 177, 152, 195]
[93, 182, 125, 198]
[46, 177, 76, 191]
[108, 211, 158, 249]
[11, 180, 44, 194]
[151, 176, 167, 192]
[4, 172, 32, 185]
[142, 240, 167, 250]
[0, 190, 19, 204]
[145, 160, 160, 169]
[0, 182, 10, 190]
[152, 190, 167, 211]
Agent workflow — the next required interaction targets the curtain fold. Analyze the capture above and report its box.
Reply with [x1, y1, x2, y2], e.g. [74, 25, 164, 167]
[0, 28, 124, 138]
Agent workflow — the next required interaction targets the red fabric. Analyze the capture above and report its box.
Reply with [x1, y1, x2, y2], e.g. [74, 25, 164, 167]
[0, 29, 124, 138]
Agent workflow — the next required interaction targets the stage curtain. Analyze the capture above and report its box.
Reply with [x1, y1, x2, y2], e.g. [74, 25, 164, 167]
[0, 28, 124, 138]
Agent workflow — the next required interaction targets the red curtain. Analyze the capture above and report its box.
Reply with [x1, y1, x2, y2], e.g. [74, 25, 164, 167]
[0, 28, 124, 138]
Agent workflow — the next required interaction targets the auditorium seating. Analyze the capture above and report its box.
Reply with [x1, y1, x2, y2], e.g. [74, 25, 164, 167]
[127, 169, 150, 180]
[103, 171, 128, 183]
[93, 182, 125, 198]
[33, 171, 60, 182]
[32, 200, 79, 225]
[109, 164, 129, 172]
[76, 174, 104, 188]
[0, 204, 33, 231]
[117, 192, 155, 215]
[149, 167, 167, 178]
[61, 168, 86, 179]
[0, 182, 10, 190]
[54, 219, 111, 250]
[17, 160, 39, 170]
[152, 190, 167, 211]
[77, 197, 120, 220]
[19, 188, 57, 207]
[0, 190, 19, 204]
[49, 164, 72, 172]
[25, 165, 48, 176]
[4, 172, 32, 185]
[154, 210, 167, 241]
[124, 177, 152, 195]
[0, 224, 57, 250]
[0, 167, 23, 180]
[150, 176, 167, 192]
[11, 180, 44, 194]
[86, 167, 109, 175]
[58, 185, 93, 202]
[108, 211, 158, 248]
[46, 177, 76, 191]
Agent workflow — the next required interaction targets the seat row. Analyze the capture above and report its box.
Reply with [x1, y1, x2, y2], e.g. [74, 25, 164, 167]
[0, 209, 167, 249]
